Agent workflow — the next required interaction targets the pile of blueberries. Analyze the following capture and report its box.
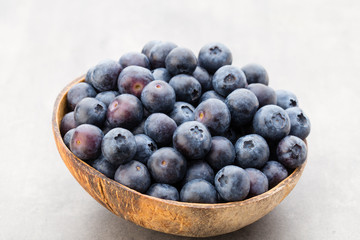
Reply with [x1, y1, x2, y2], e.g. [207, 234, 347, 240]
[60, 41, 310, 204]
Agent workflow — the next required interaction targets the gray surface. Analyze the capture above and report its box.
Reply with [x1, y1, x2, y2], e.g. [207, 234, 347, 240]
[1, 0, 359, 239]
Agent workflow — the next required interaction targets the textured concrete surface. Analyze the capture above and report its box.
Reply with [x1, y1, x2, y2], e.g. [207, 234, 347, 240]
[1, 0, 359, 239]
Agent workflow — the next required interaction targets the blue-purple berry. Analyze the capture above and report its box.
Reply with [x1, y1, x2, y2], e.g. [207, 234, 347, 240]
[152, 68, 172, 82]
[141, 80, 176, 113]
[146, 183, 179, 201]
[234, 134, 270, 169]
[165, 47, 197, 75]
[119, 52, 150, 69]
[101, 128, 136, 166]
[226, 89, 259, 127]
[114, 160, 151, 193]
[214, 165, 250, 202]
[147, 147, 187, 184]
[169, 74, 202, 105]
[198, 42, 232, 74]
[60, 111, 76, 136]
[106, 94, 143, 129]
[117, 66, 154, 98]
[252, 105, 291, 141]
[182, 160, 214, 185]
[70, 124, 104, 161]
[261, 161, 288, 188]
[89, 59, 123, 92]
[194, 98, 231, 135]
[74, 97, 107, 127]
[205, 136, 235, 171]
[286, 107, 311, 140]
[276, 90, 299, 109]
[169, 102, 195, 125]
[277, 135, 307, 169]
[245, 168, 269, 197]
[180, 179, 217, 203]
[212, 66, 247, 97]
[67, 82, 97, 110]
[144, 113, 177, 146]
[173, 121, 212, 160]
[241, 64, 269, 85]
[133, 134, 157, 165]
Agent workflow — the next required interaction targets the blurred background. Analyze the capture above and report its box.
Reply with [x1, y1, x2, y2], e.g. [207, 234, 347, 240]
[0, 0, 359, 239]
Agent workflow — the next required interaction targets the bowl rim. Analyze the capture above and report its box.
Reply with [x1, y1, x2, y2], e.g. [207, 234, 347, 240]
[52, 75, 307, 210]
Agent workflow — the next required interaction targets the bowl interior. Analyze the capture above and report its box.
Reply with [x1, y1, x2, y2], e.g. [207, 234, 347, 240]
[52, 76, 307, 237]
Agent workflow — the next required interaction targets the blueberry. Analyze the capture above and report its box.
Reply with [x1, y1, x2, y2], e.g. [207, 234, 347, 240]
[133, 134, 157, 165]
[74, 97, 107, 127]
[85, 66, 94, 84]
[226, 89, 259, 127]
[146, 183, 179, 201]
[89, 59, 123, 92]
[63, 128, 75, 148]
[169, 74, 202, 105]
[141, 40, 161, 59]
[180, 179, 217, 203]
[173, 121, 212, 160]
[199, 90, 225, 103]
[95, 91, 119, 107]
[198, 42, 232, 74]
[182, 160, 214, 185]
[70, 124, 104, 160]
[60, 111, 76, 136]
[214, 165, 250, 202]
[234, 134, 270, 169]
[245, 168, 269, 197]
[247, 83, 276, 108]
[114, 160, 151, 193]
[141, 80, 176, 113]
[117, 66, 154, 98]
[252, 105, 291, 141]
[89, 154, 117, 179]
[241, 64, 269, 85]
[165, 47, 197, 75]
[119, 52, 150, 69]
[205, 136, 235, 171]
[144, 113, 177, 146]
[67, 82, 97, 110]
[152, 68, 172, 82]
[147, 147, 187, 184]
[192, 66, 212, 92]
[106, 94, 143, 129]
[285, 107, 311, 140]
[212, 65, 247, 97]
[261, 160, 288, 188]
[169, 101, 195, 125]
[194, 98, 231, 135]
[276, 90, 299, 109]
[101, 128, 137, 166]
[277, 135, 307, 169]
[149, 41, 177, 69]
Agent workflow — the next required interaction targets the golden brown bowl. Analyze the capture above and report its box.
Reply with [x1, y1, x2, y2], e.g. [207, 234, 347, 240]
[52, 75, 307, 238]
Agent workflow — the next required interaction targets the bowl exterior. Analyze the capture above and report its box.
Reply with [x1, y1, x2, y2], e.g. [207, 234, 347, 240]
[52, 76, 307, 237]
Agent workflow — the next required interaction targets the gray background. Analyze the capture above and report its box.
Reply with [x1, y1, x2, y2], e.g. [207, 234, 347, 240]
[1, 0, 359, 239]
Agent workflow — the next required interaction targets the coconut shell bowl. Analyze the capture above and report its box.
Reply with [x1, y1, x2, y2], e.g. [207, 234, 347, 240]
[52, 75, 307, 238]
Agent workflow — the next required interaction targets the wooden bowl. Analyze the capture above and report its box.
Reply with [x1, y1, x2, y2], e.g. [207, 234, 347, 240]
[52, 75, 307, 238]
